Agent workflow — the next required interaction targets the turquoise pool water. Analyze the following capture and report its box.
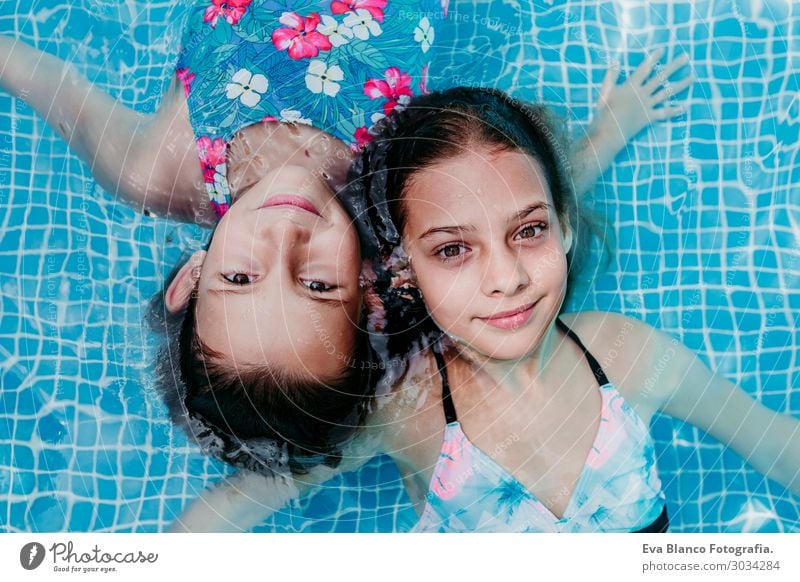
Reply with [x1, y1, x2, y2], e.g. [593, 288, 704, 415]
[1, 0, 798, 532]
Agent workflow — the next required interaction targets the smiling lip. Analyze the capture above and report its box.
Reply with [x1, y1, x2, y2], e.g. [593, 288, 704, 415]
[259, 194, 321, 216]
[479, 301, 538, 330]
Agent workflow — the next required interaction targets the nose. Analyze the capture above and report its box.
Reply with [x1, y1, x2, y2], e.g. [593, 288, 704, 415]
[481, 244, 530, 297]
[258, 215, 313, 246]
[255, 218, 313, 274]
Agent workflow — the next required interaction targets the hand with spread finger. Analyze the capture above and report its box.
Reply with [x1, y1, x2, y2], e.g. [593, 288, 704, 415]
[591, 48, 695, 151]
[567, 48, 695, 198]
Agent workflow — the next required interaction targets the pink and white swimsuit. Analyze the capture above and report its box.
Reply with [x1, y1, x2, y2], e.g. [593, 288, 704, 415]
[412, 317, 669, 533]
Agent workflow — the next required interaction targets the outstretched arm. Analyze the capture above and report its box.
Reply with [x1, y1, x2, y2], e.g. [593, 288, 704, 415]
[169, 467, 337, 533]
[623, 316, 800, 497]
[569, 48, 695, 198]
[0, 36, 211, 224]
[170, 431, 382, 532]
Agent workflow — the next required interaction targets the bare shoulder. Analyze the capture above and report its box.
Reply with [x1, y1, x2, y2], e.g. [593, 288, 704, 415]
[137, 76, 210, 223]
[557, 310, 677, 424]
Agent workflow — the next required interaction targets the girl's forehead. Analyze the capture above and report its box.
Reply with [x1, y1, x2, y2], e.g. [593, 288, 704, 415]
[423, 148, 545, 177]
[407, 149, 551, 203]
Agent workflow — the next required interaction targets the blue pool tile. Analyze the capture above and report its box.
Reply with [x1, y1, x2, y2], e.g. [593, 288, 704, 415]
[26, 495, 66, 532]
[69, 502, 95, 531]
[36, 413, 67, 445]
[38, 448, 68, 472]
[96, 504, 117, 529]
[97, 477, 118, 500]
[120, 451, 146, 479]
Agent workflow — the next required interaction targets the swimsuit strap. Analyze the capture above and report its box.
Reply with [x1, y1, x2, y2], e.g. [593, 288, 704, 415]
[432, 347, 458, 424]
[555, 317, 611, 387]
[434, 317, 610, 426]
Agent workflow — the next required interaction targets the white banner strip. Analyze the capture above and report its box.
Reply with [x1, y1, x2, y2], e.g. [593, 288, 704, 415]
[2, 533, 798, 581]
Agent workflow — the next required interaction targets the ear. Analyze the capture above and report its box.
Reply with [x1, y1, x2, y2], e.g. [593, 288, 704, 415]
[562, 223, 574, 255]
[165, 250, 206, 314]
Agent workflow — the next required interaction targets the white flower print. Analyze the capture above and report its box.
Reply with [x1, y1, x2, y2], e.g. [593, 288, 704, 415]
[279, 108, 312, 125]
[305, 60, 345, 97]
[343, 9, 382, 40]
[318, 14, 354, 47]
[212, 164, 230, 198]
[413, 17, 435, 53]
[225, 69, 269, 108]
[395, 94, 411, 111]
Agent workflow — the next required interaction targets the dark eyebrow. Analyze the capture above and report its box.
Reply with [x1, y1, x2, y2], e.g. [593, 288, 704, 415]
[419, 224, 477, 240]
[514, 201, 552, 221]
[418, 201, 552, 240]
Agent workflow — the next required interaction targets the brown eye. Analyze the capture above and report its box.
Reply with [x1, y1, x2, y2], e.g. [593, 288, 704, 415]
[435, 243, 469, 262]
[224, 273, 253, 285]
[303, 279, 335, 293]
[517, 223, 548, 240]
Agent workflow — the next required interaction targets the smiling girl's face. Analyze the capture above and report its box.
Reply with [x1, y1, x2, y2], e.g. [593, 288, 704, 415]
[167, 164, 364, 382]
[401, 146, 573, 361]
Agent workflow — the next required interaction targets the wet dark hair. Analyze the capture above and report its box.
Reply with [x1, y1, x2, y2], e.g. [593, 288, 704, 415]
[149, 86, 612, 477]
[342, 86, 613, 334]
[148, 235, 381, 477]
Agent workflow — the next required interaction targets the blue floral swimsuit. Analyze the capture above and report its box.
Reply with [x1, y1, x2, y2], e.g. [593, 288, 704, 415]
[176, 0, 443, 217]
[413, 318, 670, 533]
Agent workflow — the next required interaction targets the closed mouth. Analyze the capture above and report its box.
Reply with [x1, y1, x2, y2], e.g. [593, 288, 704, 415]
[259, 194, 321, 217]
[478, 300, 539, 330]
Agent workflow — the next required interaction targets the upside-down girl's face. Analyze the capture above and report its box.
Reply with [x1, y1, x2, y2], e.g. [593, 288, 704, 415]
[195, 165, 363, 382]
[400, 147, 573, 361]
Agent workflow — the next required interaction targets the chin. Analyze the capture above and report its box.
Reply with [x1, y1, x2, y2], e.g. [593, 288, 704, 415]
[462, 335, 539, 362]
[485, 347, 535, 362]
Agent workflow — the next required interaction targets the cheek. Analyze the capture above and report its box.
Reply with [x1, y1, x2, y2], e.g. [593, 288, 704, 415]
[523, 241, 569, 286]
[330, 228, 361, 272]
[412, 259, 476, 328]
[195, 303, 255, 361]
[312, 311, 359, 365]
[409, 258, 445, 302]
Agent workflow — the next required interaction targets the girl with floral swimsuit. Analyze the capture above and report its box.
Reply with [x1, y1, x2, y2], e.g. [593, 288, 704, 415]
[0, 2, 697, 521]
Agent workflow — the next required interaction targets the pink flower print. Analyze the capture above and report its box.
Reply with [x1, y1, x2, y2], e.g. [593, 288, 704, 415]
[330, 0, 387, 23]
[441, 0, 449, 18]
[176, 68, 195, 97]
[261, 115, 279, 124]
[203, 0, 252, 28]
[363, 67, 414, 116]
[272, 12, 332, 60]
[353, 126, 374, 150]
[196, 136, 228, 184]
[211, 200, 230, 218]
[430, 429, 472, 501]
